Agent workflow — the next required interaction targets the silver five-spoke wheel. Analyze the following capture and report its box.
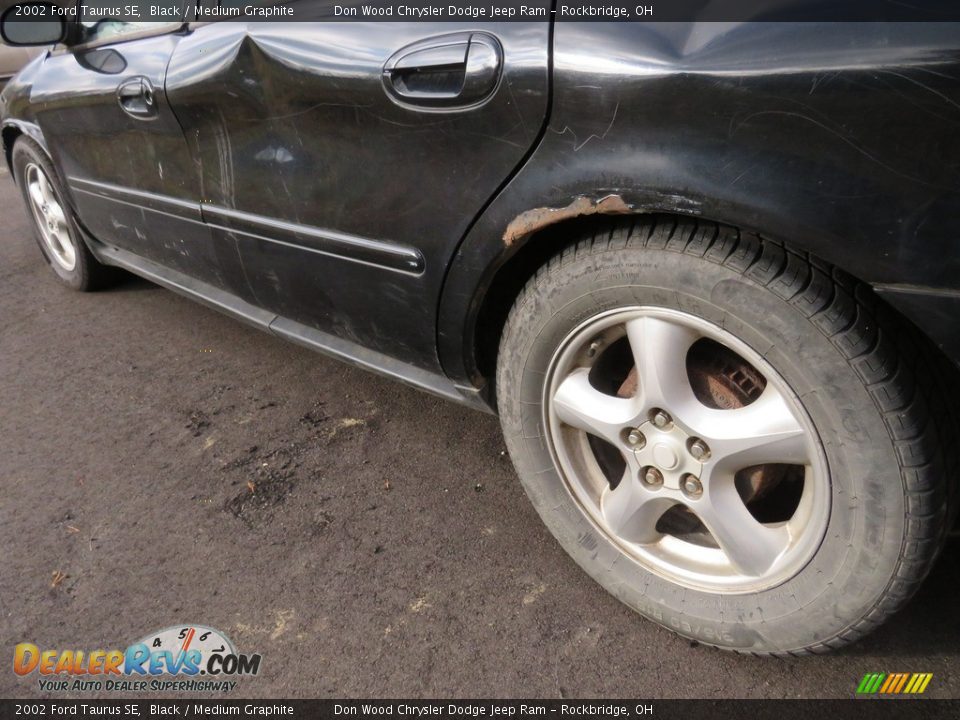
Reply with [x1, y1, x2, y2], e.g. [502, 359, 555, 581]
[499, 219, 954, 652]
[545, 307, 829, 593]
[25, 163, 76, 272]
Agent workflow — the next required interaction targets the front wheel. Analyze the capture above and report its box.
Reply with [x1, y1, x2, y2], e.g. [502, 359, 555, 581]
[12, 136, 119, 291]
[496, 218, 956, 654]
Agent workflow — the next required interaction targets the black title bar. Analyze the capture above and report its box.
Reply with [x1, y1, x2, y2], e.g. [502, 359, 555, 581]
[5, 0, 960, 23]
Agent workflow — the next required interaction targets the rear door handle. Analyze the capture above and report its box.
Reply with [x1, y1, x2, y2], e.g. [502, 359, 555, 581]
[117, 76, 157, 119]
[383, 33, 502, 109]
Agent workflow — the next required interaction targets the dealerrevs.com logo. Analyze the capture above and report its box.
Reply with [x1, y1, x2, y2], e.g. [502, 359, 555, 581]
[13, 625, 261, 693]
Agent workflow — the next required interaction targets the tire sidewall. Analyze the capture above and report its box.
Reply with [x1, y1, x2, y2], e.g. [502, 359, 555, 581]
[498, 245, 906, 652]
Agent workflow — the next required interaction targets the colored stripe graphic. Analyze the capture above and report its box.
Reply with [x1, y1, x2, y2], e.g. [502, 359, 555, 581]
[879, 674, 894, 693]
[857, 672, 932, 694]
[907, 673, 933, 694]
[894, 674, 910, 693]
[879, 674, 895, 693]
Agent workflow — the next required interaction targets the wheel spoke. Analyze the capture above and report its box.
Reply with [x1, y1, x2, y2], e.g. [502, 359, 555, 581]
[38, 173, 55, 205]
[625, 316, 700, 411]
[600, 471, 675, 544]
[29, 182, 46, 212]
[689, 385, 808, 469]
[695, 482, 791, 577]
[53, 229, 76, 266]
[553, 368, 640, 444]
[47, 203, 66, 227]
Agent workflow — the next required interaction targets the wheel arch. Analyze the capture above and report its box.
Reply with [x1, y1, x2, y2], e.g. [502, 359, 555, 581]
[3, 120, 49, 181]
[2, 123, 23, 177]
[440, 191, 880, 405]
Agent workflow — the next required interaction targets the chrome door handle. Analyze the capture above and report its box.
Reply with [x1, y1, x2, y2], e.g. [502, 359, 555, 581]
[383, 33, 502, 109]
[117, 76, 157, 119]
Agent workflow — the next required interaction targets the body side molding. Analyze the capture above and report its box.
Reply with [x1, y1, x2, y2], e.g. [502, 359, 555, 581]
[68, 177, 426, 275]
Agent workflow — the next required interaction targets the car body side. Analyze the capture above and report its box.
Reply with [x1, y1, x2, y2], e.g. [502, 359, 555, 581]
[4, 21, 960, 412]
[0, 44, 42, 92]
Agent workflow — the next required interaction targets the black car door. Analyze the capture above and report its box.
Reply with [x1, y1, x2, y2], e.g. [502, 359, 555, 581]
[165, 3, 550, 372]
[29, 11, 243, 292]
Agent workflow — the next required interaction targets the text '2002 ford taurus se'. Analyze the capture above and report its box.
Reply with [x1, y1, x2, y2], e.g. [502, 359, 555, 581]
[2, 4, 959, 655]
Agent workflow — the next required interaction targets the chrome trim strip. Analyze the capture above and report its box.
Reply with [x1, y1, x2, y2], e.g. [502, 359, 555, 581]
[70, 187, 204, 225]
[203, 204, 425, 276]
[68, 176, 198, 220]
[66, 177, 425, 275]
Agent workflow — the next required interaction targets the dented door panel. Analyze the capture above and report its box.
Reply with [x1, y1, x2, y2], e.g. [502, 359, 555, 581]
[165, 17, 549, 369]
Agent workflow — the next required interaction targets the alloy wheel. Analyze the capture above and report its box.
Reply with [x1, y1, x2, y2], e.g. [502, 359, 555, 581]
[25, 163, 76, 272]
[544, 307, 830, 593]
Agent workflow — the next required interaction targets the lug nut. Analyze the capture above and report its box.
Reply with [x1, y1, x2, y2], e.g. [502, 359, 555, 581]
[642, 466, 664, 488]
[651, 409, 672, 429]
[688, 438, 710, 461]
[682, 474, 703, 498]
[626, 428, 646, 448]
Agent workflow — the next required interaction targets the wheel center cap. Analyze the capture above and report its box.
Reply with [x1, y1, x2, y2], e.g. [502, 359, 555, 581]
[652, 442, 680, 470]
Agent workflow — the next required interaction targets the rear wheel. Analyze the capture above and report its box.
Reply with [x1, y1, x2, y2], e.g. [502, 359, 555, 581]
[12, 136, 119, 291]
[496, 218, 956, 654]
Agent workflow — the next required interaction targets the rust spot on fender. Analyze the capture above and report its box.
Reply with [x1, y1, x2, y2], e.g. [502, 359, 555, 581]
[503, 194, 633, 246]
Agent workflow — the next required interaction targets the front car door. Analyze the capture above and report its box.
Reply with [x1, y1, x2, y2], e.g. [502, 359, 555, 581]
[165, 1, 551, 378]
[30, 5, 242, 292]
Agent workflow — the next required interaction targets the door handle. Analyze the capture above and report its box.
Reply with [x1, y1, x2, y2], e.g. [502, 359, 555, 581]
[383, 33, 502, 109]
[116, 76, 157, 119]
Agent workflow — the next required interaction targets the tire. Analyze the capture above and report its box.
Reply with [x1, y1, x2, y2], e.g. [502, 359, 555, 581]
[12, 136, 119, 291]
[496, 217, 957, 655]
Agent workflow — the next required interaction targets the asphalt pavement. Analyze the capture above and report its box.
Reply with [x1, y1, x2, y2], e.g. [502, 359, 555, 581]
[0, 167, 957, 699]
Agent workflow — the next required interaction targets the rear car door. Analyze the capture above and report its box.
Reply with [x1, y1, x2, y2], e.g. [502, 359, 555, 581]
[30, 9, 242, 292]
[165, 2, 550, 371]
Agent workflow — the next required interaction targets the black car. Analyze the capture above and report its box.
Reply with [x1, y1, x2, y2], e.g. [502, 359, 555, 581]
[3, 5, 959, 655]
